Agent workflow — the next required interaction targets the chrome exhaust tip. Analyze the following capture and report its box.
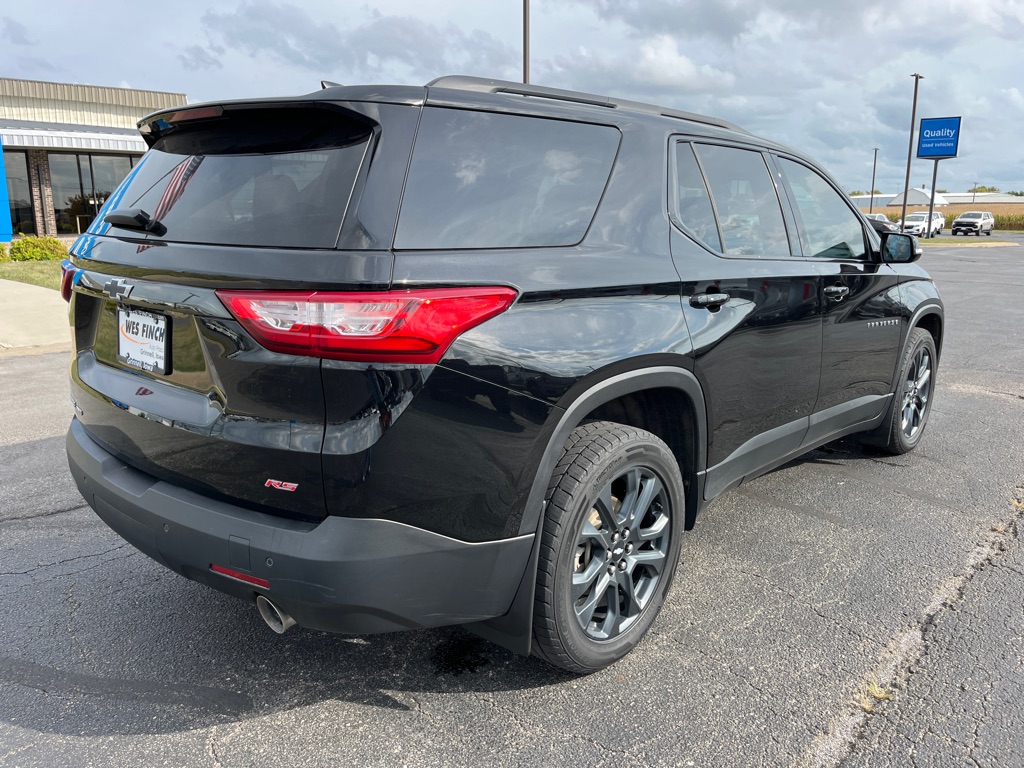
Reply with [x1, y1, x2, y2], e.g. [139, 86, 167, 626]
[256, 595, 297, 634]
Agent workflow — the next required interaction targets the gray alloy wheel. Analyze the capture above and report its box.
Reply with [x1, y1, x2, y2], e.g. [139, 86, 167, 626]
[864, 327, 937, 454]
[532, 421, 684, 674]
[900, 341, 933, 441]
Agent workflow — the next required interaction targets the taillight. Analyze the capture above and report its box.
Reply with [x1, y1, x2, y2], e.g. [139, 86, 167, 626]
[216, 287, 518, 364]
[60, 260, 78, 303]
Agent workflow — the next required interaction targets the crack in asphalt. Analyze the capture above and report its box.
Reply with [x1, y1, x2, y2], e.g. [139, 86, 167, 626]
[988, 390, 1024, 401]
[0, 544, 130, 577]
[799, 487, 1024, 768]
[0, 502, 89, 524]
[0, 656, 254, 714]
[738, 568, 885, 648]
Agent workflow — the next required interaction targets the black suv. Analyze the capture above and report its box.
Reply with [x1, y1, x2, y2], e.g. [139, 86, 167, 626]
[63, 76, 943, 673]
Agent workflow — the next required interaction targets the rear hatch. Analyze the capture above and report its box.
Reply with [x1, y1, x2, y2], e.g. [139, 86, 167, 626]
[68, 101, 390, 520]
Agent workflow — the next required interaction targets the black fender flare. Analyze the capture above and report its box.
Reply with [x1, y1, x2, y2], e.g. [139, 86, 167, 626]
[468, 365, 707, 656]
[890, 300, 943, 394]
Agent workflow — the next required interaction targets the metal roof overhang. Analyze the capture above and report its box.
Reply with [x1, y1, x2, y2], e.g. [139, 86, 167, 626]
[0, 119, 145, 153]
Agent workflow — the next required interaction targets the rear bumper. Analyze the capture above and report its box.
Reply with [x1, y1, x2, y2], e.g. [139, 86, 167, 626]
[66, 418, 534, 633]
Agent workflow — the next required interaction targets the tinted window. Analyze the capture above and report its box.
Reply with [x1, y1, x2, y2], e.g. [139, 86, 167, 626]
[777, 157, 867, 260]
[396, 109, 619, 249]
[694, 144, 789, 259]
[672, 142, 722, 252]
[49, 153, 83, 234]
[93, 108, 370, 249]
[3, 151, 35, 235]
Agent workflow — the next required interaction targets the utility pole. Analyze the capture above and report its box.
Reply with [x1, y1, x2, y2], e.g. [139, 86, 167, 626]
[869, 147, 879, 213]
[523, 0, 530, 84]
[900, 73, 924, 232]
[973, 182, 978, 204]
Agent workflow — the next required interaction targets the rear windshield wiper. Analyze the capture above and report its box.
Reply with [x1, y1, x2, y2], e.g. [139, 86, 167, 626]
[103, 208, 167, 237]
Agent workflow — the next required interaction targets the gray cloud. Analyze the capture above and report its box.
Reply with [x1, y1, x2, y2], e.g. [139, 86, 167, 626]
[201, 1, 518, 81]
[543, 34, 735, 102]
[2, 17, 35, 46]
[7, 0, 1017, 192]
[178, 45, 223, 72]
[531, 0, 1023, 191]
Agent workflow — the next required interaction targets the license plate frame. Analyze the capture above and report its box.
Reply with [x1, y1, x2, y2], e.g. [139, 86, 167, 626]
[116, 307, 169, 374]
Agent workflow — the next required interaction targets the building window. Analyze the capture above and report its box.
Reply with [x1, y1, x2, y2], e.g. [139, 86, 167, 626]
[3, 151, 35, 235]
[48, 152, 140, 234]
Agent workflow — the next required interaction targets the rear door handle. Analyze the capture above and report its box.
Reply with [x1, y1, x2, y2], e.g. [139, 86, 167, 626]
[824, 285, 850, 301]
[689, 292, 731, 309]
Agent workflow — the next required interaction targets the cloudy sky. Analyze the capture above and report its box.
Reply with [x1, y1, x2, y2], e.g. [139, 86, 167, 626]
[3, 0, 1021, 193]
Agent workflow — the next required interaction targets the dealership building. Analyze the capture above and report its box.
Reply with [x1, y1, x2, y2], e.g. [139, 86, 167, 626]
[0, 77, 186, 243]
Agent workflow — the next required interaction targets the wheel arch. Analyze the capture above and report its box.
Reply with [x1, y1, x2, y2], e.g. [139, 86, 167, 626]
[518, 365, 707, 537]
[466, 364, 707, 656]
[912, 307, 943, 361]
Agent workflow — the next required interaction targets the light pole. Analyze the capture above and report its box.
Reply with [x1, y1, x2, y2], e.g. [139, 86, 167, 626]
[900, 73, 924, 232]
[523, 0, 530, 84]
[972, 181, 978, 204]
[869, 147, 879, 213]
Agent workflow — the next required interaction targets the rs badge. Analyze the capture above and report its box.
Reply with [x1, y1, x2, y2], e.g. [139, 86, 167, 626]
[265, 478, 298, 492]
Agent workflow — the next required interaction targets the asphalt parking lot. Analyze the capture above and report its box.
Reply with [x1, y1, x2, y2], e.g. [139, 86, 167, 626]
[1, 236, 1022, 767]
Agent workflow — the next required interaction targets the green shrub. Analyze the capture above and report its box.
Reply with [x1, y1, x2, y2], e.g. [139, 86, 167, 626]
[9, 235, 68, 262]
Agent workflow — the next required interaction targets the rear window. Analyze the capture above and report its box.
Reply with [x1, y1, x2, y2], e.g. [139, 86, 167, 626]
[93, 107, 371, 248]
[395, 108, 619, 250]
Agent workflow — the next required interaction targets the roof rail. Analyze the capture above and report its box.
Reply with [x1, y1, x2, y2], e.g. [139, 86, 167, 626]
[426, 75, 745, 133]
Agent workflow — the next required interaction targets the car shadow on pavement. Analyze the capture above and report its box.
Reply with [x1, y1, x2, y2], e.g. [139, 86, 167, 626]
[0, 551, 573, 738]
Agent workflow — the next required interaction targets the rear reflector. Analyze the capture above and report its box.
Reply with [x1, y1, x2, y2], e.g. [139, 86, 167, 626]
[216, 287, 517, 364]
[210, 564, 270, 589]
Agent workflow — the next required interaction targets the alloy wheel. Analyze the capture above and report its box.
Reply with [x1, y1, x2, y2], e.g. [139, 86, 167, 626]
[570, 466, 672, 640]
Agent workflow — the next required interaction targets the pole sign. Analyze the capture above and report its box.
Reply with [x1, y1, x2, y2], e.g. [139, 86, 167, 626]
[917, 116, 962, 159]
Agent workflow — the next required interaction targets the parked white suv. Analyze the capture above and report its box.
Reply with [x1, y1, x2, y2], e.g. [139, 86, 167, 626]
[899, 212, 942, 238]
[951, 211, 995, 236]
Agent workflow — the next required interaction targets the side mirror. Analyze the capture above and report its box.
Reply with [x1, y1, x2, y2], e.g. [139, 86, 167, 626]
[880, 232, 922, 263]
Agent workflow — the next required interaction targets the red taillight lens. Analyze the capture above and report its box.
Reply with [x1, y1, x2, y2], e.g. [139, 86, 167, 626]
[216, 287, 518, 364]
[60, 261, 78, 303]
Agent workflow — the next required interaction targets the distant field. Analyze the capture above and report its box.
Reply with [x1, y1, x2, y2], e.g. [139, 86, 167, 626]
[861, 203, 1024, 229]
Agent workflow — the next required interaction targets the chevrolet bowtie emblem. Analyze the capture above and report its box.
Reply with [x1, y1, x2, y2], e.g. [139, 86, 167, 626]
[103, 278, 134, 300]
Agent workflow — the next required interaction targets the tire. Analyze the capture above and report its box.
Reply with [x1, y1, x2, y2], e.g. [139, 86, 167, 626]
[532, 421, 684, 674]
[863, 328, 937, 454]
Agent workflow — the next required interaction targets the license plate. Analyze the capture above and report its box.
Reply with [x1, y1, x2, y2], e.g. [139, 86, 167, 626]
[117, 308, 168, 374]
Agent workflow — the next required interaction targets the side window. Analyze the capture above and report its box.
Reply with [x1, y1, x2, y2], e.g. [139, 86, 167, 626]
[671, 142, 722, 252]
[693, 144, 790, 259]
[777, 157, 867, 260]
[395, 109, 620, 250]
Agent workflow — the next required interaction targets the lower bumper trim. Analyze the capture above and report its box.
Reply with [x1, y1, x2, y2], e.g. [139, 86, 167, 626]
[67, 418, 534, 634]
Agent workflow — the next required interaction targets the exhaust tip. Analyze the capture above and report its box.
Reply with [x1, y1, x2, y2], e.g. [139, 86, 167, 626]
[256, 595, 297, 634]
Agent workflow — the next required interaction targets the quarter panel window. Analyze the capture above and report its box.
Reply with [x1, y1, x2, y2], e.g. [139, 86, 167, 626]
[396, 109, 620, 250]
[777, 157, 867, 260]
[672, 142, 722, 252]
[694, 144, 789, 259]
